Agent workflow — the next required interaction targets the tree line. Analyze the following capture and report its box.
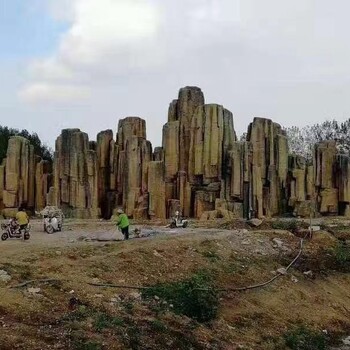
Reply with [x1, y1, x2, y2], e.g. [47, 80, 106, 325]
[240, 119, 350, 162]
[0, 126, 53, 164]
[285, 119, 350, 161]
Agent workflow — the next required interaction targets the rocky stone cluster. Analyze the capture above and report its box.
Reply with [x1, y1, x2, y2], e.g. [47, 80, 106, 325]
[0, 86, 349, 220]
[0, 136, 50, 217]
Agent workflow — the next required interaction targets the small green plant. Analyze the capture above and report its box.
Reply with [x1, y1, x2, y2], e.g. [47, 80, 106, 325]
[284, 326, 328, 350]
[150, 319, 167, 332]
[142, 271, 219, 323]
[272, 219, 299, 232]
[93, 313, 124, 332]
[66, 305, 93, 322]
[334, 243, 350, 266]
[71, 333, 103, 350]
[202, 251, 221, 261]
[124, 325, 142, 349]
[124, 302, 134, 314]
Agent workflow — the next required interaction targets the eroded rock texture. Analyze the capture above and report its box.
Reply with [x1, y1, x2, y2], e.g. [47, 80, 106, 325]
[2, 86, 350, 220]
[0, 136, 50, 217]
[47, 129, 100, 219]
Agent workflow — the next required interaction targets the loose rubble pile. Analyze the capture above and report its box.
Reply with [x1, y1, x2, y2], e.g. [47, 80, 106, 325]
[0, 86, 349, 220]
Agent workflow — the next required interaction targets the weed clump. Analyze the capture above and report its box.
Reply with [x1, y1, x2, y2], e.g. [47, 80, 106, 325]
[142, 271, 219, 323]
[93, 313, 124, 332]
[334, 243, 350, 264]
[284, 326, 328, 350]
[272, 219, 299, 232]
[202, 250, 221, 261]
[332, 242, 350, 271]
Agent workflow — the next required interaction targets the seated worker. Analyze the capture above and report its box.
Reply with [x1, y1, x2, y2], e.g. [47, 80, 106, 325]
[116, 209, 130, 240]
[15, 207, 29, 231]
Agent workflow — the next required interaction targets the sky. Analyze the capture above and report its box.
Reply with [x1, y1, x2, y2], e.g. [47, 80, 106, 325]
[1, 0, 350, 149]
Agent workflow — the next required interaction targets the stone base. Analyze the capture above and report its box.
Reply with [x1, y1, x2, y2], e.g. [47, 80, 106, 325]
[200, 209, 236, 221]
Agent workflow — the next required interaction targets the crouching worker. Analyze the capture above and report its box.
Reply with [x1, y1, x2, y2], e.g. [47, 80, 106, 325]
[16, 207, 29, 232]
[116, 209, 130, 240]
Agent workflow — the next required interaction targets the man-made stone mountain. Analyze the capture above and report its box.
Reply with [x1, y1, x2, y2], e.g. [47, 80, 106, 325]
[0, 86, 349, 219]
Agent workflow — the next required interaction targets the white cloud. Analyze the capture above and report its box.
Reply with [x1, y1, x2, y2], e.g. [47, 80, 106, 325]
[21, 0, 161, 102]
[19, 83, 90, 103]
[14, 0, 350, 146]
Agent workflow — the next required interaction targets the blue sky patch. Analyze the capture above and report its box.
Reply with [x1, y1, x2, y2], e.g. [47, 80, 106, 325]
[0, 0, 68, 59]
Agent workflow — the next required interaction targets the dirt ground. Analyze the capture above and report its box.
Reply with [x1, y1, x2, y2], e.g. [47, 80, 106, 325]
[0, 218, 349, 349]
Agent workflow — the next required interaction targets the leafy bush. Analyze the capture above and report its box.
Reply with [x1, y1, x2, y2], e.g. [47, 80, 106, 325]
[333, 243, 350, 267]
[142, 271, 219, 323]
[93, 313, 124, 332]
[284, 326, 328, 350]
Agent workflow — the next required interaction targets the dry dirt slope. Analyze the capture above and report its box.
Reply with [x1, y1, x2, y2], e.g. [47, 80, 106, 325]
[0, 221, 349, 349]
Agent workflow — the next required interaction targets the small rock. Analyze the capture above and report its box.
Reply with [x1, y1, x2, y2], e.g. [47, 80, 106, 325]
[68, 239, 75, 244]
[92, 278, 100, 284]
[28, 287, 41, 294]
[343, 336, 350, 346]
[242, 239, 251, 245]
[248, 219, 263, 227]
[311, 226, 321, 232]
[153, 250, 163, 258]
[303, 270, 314, 278]
[291, 276, 299, 283]
[110, 297, 120, 303]
[272, 238, 284, 248]
[129, 292, 141, 301]
[69, 290, 75, 294]
[154, 296, 160, 301]
[0, 270, 11, 283]
[94, 294, 104, 299]
[277, 268, 287, 275]
[55, 251, 62, 256]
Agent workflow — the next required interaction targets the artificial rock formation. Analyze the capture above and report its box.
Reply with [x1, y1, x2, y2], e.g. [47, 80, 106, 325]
[0, 136, 49, 217]
[48, 129, 100, 219]
[2, 86, 350, 220]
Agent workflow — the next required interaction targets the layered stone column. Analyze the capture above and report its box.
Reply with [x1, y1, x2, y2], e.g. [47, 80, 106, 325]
[48, 129, 100, 219]
[116, 117, 153, 218]
[2, 137, 37, 216]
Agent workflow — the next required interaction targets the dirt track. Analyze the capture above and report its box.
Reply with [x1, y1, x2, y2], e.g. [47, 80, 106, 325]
[0, 218, 294, 260]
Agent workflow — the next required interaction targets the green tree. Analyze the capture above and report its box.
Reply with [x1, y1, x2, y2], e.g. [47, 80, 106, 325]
[0, 126, 53, 163]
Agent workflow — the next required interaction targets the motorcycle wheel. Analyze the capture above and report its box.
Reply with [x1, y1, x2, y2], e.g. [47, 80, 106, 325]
[169, 222, 176, 229]
[182, 221, 188, 228]
[24, 233, 30, 240]
[1, 232, 8, 241]
[46, 225, 54, 234]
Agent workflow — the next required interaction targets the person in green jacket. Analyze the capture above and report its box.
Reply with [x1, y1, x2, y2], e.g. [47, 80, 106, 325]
[116, 209, 130, 240]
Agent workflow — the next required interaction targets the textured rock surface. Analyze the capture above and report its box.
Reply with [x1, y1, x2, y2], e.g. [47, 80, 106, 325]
[48, 129, 100, 218]
[148, 161, 166, 219]
[246, 118, 288, 218]
[35, 160, 50, 211]
[117, 118, 152, 217]
[2, 86, 350, 220]
[2, 137, 36, 212]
